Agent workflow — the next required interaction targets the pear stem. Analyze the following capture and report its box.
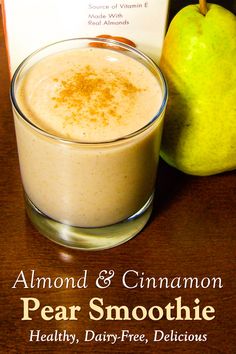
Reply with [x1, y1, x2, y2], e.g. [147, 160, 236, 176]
[199, 0, 208, 15]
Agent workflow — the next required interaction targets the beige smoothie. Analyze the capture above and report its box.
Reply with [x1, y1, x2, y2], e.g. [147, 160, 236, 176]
[13, 46, 165, 227]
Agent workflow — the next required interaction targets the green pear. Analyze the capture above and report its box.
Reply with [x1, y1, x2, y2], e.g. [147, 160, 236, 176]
[160, 0, 236, 176]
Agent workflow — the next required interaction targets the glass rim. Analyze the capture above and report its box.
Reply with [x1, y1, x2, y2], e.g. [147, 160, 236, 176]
[10, 37, 168, 146]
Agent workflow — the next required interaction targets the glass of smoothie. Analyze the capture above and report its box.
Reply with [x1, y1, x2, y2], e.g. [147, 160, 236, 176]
[10, 38, 167, 250]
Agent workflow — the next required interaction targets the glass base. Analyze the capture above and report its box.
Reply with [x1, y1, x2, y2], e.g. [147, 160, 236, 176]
[25, 194, 153, 251]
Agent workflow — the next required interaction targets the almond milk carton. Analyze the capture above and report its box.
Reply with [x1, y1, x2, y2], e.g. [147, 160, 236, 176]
[2, 0, 169, 76]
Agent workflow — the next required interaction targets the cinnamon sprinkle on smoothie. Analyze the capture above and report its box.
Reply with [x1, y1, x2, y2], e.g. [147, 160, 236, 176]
[17, 48, 162, 142]
[52, 64, 141, 127]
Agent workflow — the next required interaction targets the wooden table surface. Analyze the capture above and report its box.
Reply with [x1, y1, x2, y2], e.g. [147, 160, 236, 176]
[1, 2, 236, 353]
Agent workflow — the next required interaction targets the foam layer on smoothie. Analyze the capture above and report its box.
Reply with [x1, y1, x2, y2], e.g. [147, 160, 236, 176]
[17, 48, 162, 142]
